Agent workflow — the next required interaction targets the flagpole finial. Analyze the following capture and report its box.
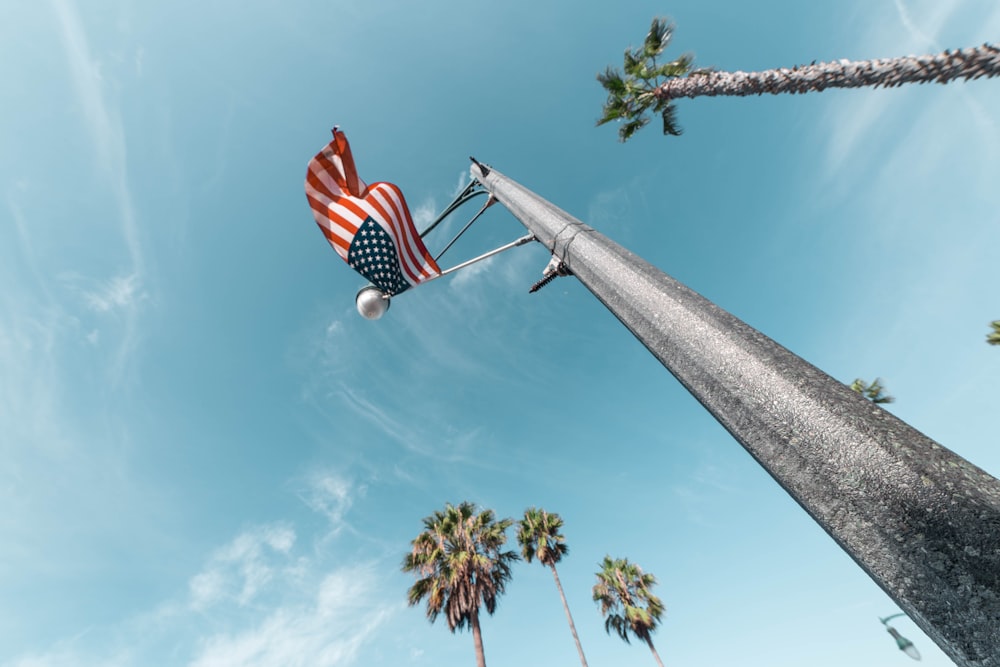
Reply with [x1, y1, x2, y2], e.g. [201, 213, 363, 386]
[356, 285, 390, 320]
[331, 125, 340, 137]
[470, 156, 490, 178]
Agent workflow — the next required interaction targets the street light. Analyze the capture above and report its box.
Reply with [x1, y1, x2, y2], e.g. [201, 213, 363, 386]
[469, 163, 1000, 666]
[880, 614, 921, 660]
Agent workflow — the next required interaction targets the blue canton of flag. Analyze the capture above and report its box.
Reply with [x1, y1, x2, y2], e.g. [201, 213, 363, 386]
[347, 217, 413, 296]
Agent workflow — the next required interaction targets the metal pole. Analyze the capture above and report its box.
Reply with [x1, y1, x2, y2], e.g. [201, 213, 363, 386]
[471, 164, 1000, 667]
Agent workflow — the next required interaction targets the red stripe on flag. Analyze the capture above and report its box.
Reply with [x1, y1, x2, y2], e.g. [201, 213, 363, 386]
[364, 185, 430, 284]
[369, 183, 439, 281]
[305, 129, 441, 292]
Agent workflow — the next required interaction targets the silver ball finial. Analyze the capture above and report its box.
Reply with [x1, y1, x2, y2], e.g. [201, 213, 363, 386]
[356, 285, 390, 320]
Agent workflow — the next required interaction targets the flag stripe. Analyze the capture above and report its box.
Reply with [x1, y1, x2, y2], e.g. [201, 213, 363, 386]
[370, 183, 438, 281]
[327, 132, 365, 196]
[365, 184, 434, 283]
[305, 192, 357, 256]
[341, 185, 426, 285]
[304, 129, 440, 295]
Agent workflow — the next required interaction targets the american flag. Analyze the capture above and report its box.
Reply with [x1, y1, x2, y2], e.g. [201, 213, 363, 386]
[305, 129, 440, 296]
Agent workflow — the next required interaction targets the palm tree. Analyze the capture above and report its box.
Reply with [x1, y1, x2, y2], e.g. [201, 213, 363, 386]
[402, 502, 519, 667]
[517, 507, 589, 667]
[592, 556, 667, 667]
[598, 17, 1000, 141]
[987, 321, 1000, 345]
[850, 377, 895, 404]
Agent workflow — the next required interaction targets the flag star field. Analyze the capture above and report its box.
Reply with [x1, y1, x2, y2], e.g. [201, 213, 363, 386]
[349, 219, 411, 296]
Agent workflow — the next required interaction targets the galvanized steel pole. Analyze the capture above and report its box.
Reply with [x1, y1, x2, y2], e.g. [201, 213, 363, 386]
[471, 163, 1000, 666]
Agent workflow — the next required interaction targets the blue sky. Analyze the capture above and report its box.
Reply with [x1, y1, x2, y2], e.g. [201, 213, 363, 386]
[2, 0, 998, 665]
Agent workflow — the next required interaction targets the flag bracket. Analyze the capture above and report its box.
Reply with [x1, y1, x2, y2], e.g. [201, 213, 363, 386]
[433, 195, 498, 262]
[419, 180, 489, 239]
[433, 233, 536, 280]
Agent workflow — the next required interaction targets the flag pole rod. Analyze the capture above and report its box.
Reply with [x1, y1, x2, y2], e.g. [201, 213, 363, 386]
[433, 196, 497, 262]
[429, 234, 535, 280]
[470, 162, 1000, 667]
[419, 181, 487, 239]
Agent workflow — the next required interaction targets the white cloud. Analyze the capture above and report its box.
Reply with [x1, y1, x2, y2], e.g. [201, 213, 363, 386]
[49, 0, 147, 385]
[3, 640, 131, 667]
[822, 0, 1000, 180]
[803, 0, 1000, 467]
[189, 524, 297, 610]
[50, 0, 123, 179]
[410, 198, 437, 231]
[335, 385, 435, 458]
[297, 471, 361, 531]
[189, 567, 394, 667]
[447, 254, 495, 290]
[82, 273, 145, 313]
[4, 526, 397, 667]
[450, 170, 470, 197]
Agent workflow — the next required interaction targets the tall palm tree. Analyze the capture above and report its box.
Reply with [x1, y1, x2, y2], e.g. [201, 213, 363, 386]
[987, 321, 1000, 345]
[592, 556, 667, 667]
[850, 377, 895, 404]
[517, 507, 589, 667]
[402, 502, 518, 667]
[598, 17, 1000, 141]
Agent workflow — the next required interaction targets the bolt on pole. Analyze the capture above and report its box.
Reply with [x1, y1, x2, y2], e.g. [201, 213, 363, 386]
[471, 163, 1000, 667]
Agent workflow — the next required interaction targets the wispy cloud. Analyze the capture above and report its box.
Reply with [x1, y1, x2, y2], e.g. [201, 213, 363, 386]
[808, 0, 1000, 449]
[447, 255, 496, 290]
[189, 566, 394, 667]
[49, 0, 146, 385]
[189, 523, 297, 610]
[335, 384, 437, 458]
[4, 477, 398, 667]
[410, 197, 438, 231]
[50, 0, 125, 181]
[891, 0, 998, 142]
[80, 273, 146, 313]
[822, 0, 999, 179]
[450, 169, 470, 197]
[295, 471, 362, 532]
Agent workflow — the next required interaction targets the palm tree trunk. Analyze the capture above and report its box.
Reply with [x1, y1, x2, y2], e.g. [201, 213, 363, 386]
[471, 610, 487, 667]
[656, 44, 1000, 100]
[644, 635, 666, 667]
[550, 564, 589, 667]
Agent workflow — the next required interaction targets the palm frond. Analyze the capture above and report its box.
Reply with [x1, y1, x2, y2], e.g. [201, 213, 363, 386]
[597, 66, 627, 95]
[660, 104, 682, 136]
[623, 49, 644, 77]
[657, 53, 694, 78]
[850, 377, 895, 404]
[596, 95, 629, 126]
[644, 17, 674, 58]
[619, 117, 650, 142]
[987, 320, 1000, 345]
[605, 614, 630, 642]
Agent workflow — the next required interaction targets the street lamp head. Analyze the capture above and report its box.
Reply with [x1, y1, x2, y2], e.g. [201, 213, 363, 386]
[356, 285, 390, 320]
[901, 642, 921, 661]
[885, 625, 921, 661]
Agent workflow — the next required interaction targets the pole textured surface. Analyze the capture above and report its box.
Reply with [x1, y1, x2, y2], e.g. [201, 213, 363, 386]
[472, 164, 1000, 666]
